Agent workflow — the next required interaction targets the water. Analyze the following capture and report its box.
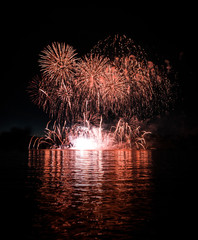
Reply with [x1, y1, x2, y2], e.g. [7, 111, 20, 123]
[1, 149, 195, 239]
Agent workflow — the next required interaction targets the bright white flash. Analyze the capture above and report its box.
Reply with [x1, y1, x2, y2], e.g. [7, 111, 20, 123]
[69, 126, 113, 150]
[71, 137, 99, 150]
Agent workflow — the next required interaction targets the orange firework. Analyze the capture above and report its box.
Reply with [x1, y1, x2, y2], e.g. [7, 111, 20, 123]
[115, 55, 153, 114]
[75, 54, 109, 113]
[27, 75, 53, 114]
[102, 65, 129, 114]
[92, 34, 147, 62]
[39, 42, 77, 85]
[76, 54, 109, 97]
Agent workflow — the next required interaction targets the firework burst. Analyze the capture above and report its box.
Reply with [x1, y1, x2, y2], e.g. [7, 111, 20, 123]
[75, 54, 109, 114]
[76, 54, 109, 97]
[39, 42, 77, 85]
[92, 34, 147, 62]
[101, 65, 129, 115]
[27, 75, 54, 114]
[114, 55, 153, 118]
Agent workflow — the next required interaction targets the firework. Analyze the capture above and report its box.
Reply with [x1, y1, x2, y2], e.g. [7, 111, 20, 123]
[29, 36, 173, 122]
[27, 75, 53, 113]
[91, 34, 147, 62]
[72, 54, 111, 117]
[76, 54, 109, 107]
[28, 35, 176, 149]
[101, 65, 129, 115]
[29, 119, 151, 150]
[91, 34, 173, 120]
[39, 42, 77, 85]
[115, 55, 153, 118]
[111, 118, 151, 149]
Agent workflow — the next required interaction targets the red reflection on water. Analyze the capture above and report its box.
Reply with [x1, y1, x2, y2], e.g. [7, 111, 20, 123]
[28, 149, 152, 238]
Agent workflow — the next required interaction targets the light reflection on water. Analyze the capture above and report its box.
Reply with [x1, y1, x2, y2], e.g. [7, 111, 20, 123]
[28, 149, 153, 239]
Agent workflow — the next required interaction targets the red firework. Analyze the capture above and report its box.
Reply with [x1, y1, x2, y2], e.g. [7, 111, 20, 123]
[102, 65, 129, 110]
[76, 54, 109, 98]
[39, 42, 77, 84]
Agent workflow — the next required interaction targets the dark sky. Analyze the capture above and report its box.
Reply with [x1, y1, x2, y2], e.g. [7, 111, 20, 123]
[1, 8, 197, 135]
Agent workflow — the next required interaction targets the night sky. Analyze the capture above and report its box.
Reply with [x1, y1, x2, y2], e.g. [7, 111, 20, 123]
[1, 8, 197, 136]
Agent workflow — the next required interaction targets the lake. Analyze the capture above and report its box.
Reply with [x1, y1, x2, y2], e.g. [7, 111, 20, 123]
[1, 148, 195, 239]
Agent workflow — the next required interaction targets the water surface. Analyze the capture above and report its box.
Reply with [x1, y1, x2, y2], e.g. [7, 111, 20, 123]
[2, 149, 194, 239]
